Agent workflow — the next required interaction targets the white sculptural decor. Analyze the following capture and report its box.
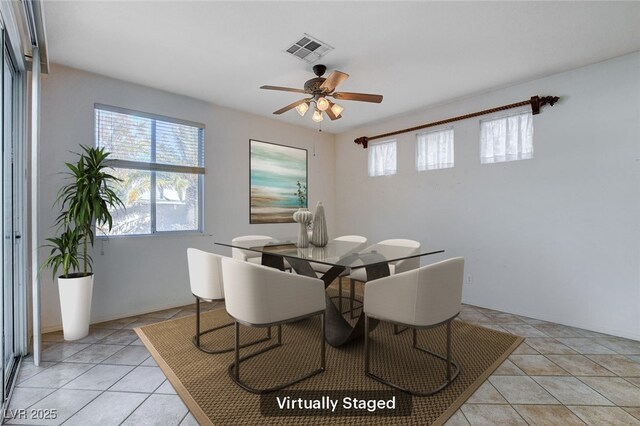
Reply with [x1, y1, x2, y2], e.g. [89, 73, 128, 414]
[293, 208, 313, 248]
[310, 202, 328, 247]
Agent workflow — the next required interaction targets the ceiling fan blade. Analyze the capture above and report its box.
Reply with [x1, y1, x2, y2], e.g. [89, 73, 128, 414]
[332, 92, 383, 103]
[325, 101, 342, 121]
[320, 71, 349, 93]
[273, 99, 307, 115]
[260, 85, 307, 94]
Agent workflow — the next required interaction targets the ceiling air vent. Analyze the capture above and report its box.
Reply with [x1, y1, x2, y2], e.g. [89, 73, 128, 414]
[284, 34, 334, 63]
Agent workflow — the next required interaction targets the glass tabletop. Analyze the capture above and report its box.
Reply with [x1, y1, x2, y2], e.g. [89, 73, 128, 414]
[215, 237, 444, 269]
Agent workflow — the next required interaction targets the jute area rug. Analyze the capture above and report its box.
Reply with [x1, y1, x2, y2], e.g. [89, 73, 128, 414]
[136, 300, 522, 426]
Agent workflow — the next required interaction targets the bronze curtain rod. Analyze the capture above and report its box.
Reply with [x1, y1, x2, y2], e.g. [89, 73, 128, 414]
[354, 95, 559, 148]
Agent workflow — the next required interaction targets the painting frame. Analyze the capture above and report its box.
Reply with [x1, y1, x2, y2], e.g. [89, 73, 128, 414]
[249, 139, 308, 224]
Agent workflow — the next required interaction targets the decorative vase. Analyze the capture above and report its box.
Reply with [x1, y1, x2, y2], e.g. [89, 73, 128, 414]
[58, 273, 94, 341]
[292, 207, 313, 248]
[310, 201, 329, 247]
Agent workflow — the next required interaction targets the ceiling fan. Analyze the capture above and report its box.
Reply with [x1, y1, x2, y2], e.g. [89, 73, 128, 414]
[260, 64, 383, 122]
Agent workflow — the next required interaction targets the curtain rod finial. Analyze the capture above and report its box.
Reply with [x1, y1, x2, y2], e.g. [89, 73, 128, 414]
[354, 136, 369, 149]
[531, 95, 560, 115]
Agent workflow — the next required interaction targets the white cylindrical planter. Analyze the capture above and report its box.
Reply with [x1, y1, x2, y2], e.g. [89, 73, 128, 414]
[58, 273, 94, 341]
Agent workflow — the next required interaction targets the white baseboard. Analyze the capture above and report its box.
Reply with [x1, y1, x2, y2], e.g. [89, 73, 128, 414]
[462, 297, 640, 342]
[41, 298, 196, 335]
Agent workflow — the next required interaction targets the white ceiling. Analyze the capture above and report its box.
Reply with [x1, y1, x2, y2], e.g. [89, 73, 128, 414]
[43, 1, 640, 134]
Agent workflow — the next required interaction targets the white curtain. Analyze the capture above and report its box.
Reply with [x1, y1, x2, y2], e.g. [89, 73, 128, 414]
[368, 139, 397, 176]
[416, 128, 454, 171]
[480, 111, 533, 164]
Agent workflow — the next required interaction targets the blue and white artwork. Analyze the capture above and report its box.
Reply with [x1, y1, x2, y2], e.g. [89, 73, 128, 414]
[250, 140, 307, 224]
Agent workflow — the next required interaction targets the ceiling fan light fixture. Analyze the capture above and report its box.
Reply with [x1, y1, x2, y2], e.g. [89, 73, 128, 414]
[312, 109, 324, 123]
[316, 97, 330, 111]
[296, 102, 309, 116]
[330, 103, 344, 117]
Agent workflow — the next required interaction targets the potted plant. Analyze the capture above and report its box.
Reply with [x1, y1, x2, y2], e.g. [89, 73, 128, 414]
[42, 145, 124, 341]
[292, 180, 312, 248]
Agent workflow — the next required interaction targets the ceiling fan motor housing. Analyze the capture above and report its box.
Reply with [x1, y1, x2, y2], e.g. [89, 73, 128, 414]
[304, 77, 326, 94]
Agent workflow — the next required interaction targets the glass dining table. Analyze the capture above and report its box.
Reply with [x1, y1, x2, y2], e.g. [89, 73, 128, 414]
[215, 237, 444, 347]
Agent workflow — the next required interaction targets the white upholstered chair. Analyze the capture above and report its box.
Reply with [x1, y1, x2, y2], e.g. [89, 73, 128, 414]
[187, 248, 270, 354]
[221, 257, 326, 393]
[347, 239, 421, 318]
[363, 257, 464, 396]
[231, 235, 291, 271]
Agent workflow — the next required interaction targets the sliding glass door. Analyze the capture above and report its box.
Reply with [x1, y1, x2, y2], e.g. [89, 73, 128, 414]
[0, 24, 20, 399]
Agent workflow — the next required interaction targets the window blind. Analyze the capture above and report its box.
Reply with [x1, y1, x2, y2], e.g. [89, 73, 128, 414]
[95, 104, 205, 174]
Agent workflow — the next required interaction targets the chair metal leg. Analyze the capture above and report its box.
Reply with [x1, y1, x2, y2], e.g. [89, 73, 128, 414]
[228, 313, 325, 394]
[365, 319, 460, 396]
[192, 297, 271, 354]
[364, 315, 370, 374]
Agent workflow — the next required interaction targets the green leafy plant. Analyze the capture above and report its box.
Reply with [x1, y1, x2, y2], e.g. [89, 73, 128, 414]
[294, 180, 307, 208]
[42, 145, 124, 278]
[40, 227, 86, 279]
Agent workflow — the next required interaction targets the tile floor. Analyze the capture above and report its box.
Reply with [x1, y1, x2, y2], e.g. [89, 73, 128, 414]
[6, 301, 640, 425]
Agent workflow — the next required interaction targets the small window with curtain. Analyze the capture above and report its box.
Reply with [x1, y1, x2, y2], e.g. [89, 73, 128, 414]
[94, 104, 205, 236]
[480, 111, 533, 164]
[368, 139, 397, 177]
[416, 127, 454, 171]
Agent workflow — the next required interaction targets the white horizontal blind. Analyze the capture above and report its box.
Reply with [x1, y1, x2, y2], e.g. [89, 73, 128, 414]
[416, 128, 454, 171]
[95, 104, 205, 172]
[368, 139, 397, 177]
[94, 104, 205, 236]
[480, 111, 533, 164]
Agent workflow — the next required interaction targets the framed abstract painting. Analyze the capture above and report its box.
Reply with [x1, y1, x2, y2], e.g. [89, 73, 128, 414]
[249, 139, 308, 224]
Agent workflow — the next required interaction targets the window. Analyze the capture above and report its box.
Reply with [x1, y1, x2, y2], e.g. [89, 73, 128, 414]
[95, 104, 205, 236]
[368, 139, 397, 177]
[480, 111, 533, 164]
[416, 128, 454, 171]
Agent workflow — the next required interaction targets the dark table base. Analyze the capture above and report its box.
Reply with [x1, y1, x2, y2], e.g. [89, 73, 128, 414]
[262, 253, 390, 347]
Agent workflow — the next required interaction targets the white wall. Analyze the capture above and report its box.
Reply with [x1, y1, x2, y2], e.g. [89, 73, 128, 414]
[334, 53, 640, 340]
[39, 65, 336, 331]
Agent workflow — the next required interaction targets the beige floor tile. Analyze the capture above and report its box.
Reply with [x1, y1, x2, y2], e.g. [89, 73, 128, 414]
[578, 377, 640, 406]
[557, 338, 617, 355]
[93, 317, 139, 329]
[587, 355, 640, 377]
[532, 376, 614, 405]
[625, 408, 640, 421]
[41, 343, 91, 362]
[533, 324, 584, 338]
[62, 344, 125, 363]
[595, 337, 640, 355]
[488, 376, 559, 405]
[74, 327, 118, 344]
[466, 382, 508, 404]
[98, 329, 139, 345]
[627, 377, 640, 387]
[143, 308, 182, 320]
[444, 410, 471, 425]
[501, 325, 549, 338]
[547, 355, 615, 376]
[513, 405, 586, 426]
[493, 360, 527, 376]
[478, 324, 510, 333]
[512, 343, 540, 355]
[569, 406, 640, 426]
[525, 338, 578, 355]
[461, 404, 527, 425]
[458, 313, 493, 324]
[484, 313, 527, 325]
[509, 355, 569, 376]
